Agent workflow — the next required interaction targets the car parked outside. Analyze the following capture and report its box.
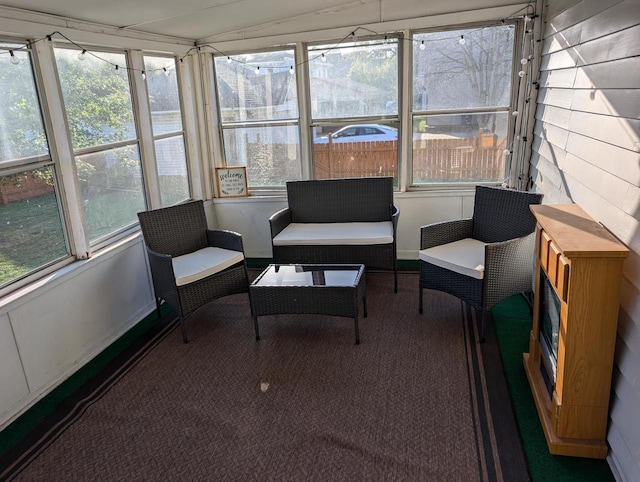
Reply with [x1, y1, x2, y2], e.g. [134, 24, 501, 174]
[314, 124, 398, 143]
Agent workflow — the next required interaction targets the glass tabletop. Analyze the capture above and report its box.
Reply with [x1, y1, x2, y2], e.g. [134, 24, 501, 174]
[253, 264, 363, 287]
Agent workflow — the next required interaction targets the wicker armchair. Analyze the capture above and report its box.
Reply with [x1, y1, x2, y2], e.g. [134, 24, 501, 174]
[419, 186, 543, 341]
[137, 200, 250, 343]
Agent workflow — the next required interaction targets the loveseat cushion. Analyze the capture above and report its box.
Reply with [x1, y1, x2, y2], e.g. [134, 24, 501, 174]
[172, 247, 244, 286]
[272, 222, 394, 246]
[419, 238, 486, 280]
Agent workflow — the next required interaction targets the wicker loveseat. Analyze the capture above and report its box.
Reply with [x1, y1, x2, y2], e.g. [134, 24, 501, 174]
[269, 177, 400, 291]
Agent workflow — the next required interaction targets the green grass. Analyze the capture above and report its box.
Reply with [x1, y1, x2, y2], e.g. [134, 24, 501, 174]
[0, 188, 147, 286]
[0, 193, 67, 285]
[491, 295, 615, 482]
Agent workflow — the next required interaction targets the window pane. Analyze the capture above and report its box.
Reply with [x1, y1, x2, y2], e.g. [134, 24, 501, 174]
[155, 136, 190, 207]
[0, 44, 49, 162]
[76, 145, 146, 241]
[309, 40, 398, 119]
[215, 50, 298, 122]
[413, 26, 514, 111]
[412, 112, 508, 183]
[144, 56, 183, 135]
[222, 125, 301, 187]
[55, 48, 137, 149]
[0, 167, 67, 287]
[312, 122, 398, 180]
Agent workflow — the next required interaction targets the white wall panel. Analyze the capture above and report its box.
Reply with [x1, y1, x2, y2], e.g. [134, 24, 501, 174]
[568, 111, 639, 151]
[0, 313, 29, 417]
[571, 89, 640, 119]
[539, 67, 577, 88]
[577, 24, 640, 65]
[565, 132, 640, 186]
[1, 236, 155, 428]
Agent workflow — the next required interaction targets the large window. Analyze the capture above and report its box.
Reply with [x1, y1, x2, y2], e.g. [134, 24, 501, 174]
[308, 38, 399, 181]
[55, 46, 146, 243]
[214, 49, 301, 189]
[412, 25, 515, 184]
[0, 42, 68, 289]
[144, 55, 190, 206]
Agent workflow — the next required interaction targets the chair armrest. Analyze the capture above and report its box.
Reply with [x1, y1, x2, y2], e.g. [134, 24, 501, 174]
[144, 244, 179, 308]
[420, 218, 473, 249]
[483, 233, 536, 309]
[207, 229, 244, 252]
[391, 205, 400, 235]
[269, 207, 292, 238]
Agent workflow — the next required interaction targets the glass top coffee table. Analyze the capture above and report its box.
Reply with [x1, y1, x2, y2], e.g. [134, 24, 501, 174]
[249, 264, 367, 344]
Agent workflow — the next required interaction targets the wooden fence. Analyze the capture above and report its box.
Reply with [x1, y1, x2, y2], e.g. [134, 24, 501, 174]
[313, 137, 505, 181]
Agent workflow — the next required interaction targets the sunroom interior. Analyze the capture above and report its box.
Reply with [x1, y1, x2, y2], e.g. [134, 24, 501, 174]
[0, 0, 638, 480]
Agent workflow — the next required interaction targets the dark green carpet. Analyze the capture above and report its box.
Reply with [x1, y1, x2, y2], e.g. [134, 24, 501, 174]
[491, 294, 615, 482]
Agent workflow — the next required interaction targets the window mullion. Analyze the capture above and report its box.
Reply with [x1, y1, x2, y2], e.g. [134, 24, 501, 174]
[295, 42, 312, 180]
[130, 50, 161, 209]
[34, 40, 90, 259]
[399, 29, 411, 192]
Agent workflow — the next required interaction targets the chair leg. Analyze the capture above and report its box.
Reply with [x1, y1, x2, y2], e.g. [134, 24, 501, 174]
[178, 316, 189, 343]
[478, 309, 486, 343]
[394, 266, 398, 293]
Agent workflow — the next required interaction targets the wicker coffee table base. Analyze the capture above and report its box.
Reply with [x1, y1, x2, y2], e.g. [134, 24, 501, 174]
[249, 264, 367, 344]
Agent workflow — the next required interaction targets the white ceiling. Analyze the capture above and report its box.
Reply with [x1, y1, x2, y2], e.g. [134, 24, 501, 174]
[0, 0, 525, 43]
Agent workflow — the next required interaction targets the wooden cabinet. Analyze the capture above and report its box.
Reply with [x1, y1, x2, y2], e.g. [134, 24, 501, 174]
[523, 204, 628, 458]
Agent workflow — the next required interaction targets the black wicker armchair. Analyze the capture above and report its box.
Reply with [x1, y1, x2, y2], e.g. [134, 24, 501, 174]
[419, 185, 543, 341]
[137, 200, 250, 343]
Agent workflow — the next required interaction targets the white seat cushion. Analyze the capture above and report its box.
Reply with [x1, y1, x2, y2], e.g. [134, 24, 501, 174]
[172, 247, 244, 287]
[419, 238, 486, 280]
[272, 222, 394, 246]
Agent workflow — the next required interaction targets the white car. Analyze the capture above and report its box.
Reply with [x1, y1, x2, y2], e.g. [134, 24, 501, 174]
[314, 124, 398, 143]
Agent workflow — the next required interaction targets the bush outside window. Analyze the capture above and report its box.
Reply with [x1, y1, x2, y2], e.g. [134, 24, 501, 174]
[143, 55, 191, 206]
[308, 38, 399, 182]
[55, 47, 146, 242]
[214, 49, 301, 189]
[411, 25, 515, 184]
[0, 42, 68, 289]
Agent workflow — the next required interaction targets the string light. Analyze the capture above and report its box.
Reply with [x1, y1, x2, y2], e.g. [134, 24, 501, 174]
[141, 70, 146, 80]
[226, 56, 231, 63]
[520, 58, 528, 65]
[518, 70, 526, 77]
[504, 149, 512, 156]
[321, 53, 327, 61]
[163, 67, 170, 76]
[254, 66, 260, 75]
[419, 40, 426, 50]
[78, 49, 87, 60]
[459, 35, 466, 45]
[289, 65, 295, 75]
[9, 50, 20, 65]
[512, 111, 519, 116]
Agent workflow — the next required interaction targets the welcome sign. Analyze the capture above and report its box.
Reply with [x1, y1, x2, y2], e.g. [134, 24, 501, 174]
[216, 167, 248, 198]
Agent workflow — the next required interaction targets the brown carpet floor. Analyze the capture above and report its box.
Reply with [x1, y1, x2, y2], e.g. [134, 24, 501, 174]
[1, 271, 528, 481]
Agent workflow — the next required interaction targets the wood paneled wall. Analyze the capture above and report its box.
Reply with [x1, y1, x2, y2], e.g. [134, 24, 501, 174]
[531, 1, 640, 479]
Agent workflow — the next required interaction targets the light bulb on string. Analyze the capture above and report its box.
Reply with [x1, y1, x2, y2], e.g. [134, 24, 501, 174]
[520, 58, 528, 65]
[78, 49, 87, 61]
[254, 66, 260, 75]
[9, 50, 20, 65]
[419, 40, 425, 51]
[289, 65, 295, 75]
[163, 67, 170, 76]
[518, 70, 526, 77]
[459, 35, 466, 45]
[504, 149, 512, 156]
[141, 71, 146, 80]
[512, 111, 519, 117]
[524, 15, 531, 23]
[321, 53, 327, 61]
[226, 56, 232, 63]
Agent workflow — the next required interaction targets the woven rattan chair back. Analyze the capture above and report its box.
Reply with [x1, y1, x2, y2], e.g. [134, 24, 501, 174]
[472, 186, 543, 244]
[286, 177, 394, 224]
[137, 200, 208, 257]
